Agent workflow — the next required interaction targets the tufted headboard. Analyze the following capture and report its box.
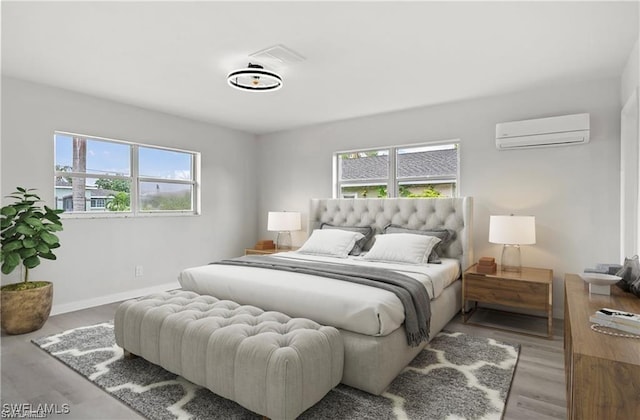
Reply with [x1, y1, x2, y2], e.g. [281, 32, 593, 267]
[309, 197, 474, 271]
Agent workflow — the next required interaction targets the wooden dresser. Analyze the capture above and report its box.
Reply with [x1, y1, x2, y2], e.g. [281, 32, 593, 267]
[564, 274, 640, 419]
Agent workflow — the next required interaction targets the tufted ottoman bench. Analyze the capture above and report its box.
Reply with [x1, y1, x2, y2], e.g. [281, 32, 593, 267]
[114, 290, 343, 420]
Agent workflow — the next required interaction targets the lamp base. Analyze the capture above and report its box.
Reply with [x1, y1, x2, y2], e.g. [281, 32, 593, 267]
[501, 244, 521, 273]
[275, 231, 292, 250]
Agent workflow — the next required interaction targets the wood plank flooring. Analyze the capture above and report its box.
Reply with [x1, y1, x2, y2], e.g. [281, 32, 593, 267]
[447, 313, 566, 420]
[1, 303, 566, 419]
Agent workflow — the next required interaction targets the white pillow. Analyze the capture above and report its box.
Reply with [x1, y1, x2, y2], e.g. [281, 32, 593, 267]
[363, 233, 441, 265]
[297, 229, 365, 258]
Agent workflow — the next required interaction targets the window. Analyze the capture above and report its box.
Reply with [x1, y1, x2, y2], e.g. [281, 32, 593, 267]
[54, 132, 199, 216]
[336, 149, 389, 198]
[335, 142, 458, 198]
[90, 198, 107, 209]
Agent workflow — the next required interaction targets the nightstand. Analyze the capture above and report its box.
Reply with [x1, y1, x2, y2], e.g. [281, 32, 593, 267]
[462, 264, 553, 338]
[244, 247, 298, 256]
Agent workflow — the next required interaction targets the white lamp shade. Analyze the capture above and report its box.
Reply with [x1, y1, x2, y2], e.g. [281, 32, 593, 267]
[267, 211, 301, 232]
[489, 215, 536, 245]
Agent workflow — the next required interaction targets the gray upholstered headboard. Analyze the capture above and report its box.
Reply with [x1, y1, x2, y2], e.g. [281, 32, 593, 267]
[309, 197, 474, 271]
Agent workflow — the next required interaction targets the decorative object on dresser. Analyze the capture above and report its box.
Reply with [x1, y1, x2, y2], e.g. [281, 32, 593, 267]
[476, 256, 497, 274]
[615, 255, 640, 298]
[488, 214, 536, 273]
[582, 262, 624, 295]
[267, 211, 301, 250]
[33, 323, 519, 420]
[579, 272, 622, 295]
[564, 274, 640, 419]
[589, 307, 640, 336]
[463, 264, 553, 338]
[584, 262, 623, 275]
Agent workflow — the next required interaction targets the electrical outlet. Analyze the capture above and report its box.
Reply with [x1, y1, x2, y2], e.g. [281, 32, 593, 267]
[135, 265, 144, 277]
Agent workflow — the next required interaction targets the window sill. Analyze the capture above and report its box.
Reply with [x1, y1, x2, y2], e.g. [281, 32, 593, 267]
[60, 211, 200, 219]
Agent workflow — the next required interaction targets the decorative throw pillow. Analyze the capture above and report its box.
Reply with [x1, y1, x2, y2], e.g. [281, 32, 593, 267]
[383, 225, 455, 264]
[320, 223, 373, 255]
[297, 229, 365, 258]
[363, 233, 441, 265]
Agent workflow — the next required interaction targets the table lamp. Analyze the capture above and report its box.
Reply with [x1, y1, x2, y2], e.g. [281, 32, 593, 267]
[489, 215, 536, 273]
[267, 211, 301, 250]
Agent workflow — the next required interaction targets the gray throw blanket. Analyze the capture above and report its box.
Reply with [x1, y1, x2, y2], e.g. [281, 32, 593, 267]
[212, 255, 431, 347]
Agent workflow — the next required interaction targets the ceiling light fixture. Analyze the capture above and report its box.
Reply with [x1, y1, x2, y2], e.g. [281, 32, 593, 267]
[227, 63, 283, 92]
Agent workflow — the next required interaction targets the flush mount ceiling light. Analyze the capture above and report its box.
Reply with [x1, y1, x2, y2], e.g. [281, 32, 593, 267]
[227, 63, 283, 92]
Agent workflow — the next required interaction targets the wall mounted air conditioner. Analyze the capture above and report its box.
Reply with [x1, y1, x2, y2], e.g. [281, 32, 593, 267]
[496, 113, 590, 150]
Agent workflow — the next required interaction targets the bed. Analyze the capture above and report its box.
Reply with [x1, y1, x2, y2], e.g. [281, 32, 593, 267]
[179, 197, 474, 395]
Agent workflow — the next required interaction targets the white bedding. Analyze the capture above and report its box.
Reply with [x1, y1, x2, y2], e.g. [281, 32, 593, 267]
[178, 252, 460, 337]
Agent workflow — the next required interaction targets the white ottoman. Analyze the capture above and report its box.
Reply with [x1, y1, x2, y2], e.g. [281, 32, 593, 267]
[114, 291, 344, 420]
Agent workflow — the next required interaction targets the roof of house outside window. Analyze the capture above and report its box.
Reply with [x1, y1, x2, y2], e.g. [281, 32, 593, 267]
[341, 148, 457, 180]
[62, 188, 118, 199]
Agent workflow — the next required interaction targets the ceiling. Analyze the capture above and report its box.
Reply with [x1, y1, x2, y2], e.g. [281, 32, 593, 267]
[2, 1, 638, 135]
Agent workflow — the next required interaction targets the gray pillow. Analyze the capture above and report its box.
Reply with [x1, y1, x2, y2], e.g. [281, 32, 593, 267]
[320, 224, 373, 256]
[383, 225, 455, 264]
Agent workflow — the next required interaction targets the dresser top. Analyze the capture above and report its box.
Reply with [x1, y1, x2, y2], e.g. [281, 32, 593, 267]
[565, 274, 640, 365]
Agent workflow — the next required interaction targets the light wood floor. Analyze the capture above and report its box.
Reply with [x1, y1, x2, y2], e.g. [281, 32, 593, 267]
[1, 303, 566, 419]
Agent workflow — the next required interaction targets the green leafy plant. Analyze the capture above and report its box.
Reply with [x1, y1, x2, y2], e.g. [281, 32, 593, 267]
[408, 185, 442, 198]
[95, 178, 131, 193]
[106, 191, 131, 211]
[1, 187, 64, 285]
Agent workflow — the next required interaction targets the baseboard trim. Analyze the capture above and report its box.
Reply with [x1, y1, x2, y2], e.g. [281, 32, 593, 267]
[51, 281, 181, 316]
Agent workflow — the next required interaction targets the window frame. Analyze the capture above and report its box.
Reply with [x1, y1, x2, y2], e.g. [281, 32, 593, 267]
[333, 140, 460, 199]
[334, 148, 390, 198]
[54, 131, 201, 218]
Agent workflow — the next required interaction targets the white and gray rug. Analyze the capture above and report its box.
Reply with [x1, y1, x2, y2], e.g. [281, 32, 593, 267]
[33, 323, 519, 420]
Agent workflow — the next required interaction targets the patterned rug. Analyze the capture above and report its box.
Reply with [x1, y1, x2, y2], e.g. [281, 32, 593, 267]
[33, 323, 519, 420]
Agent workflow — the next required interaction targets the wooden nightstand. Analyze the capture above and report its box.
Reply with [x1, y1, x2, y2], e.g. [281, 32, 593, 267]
[244, 247, 298, 256]
[462, 264, 553, 338]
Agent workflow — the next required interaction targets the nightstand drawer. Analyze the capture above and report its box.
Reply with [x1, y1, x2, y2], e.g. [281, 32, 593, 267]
[465, 275, 549, 310]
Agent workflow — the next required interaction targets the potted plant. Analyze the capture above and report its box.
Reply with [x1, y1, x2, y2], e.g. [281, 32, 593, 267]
[1, 187, 64, 334]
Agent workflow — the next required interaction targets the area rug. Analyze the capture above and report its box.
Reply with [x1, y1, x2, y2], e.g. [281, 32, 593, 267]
[33, 323, 519, 420]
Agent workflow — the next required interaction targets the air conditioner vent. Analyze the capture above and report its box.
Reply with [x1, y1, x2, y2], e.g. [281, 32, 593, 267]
[496, 113, 590, 150]
[249, 44, 306, 66]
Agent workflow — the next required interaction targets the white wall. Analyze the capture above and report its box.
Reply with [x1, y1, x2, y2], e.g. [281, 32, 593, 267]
[1, 77, 258, 314]
[621, 38, 639, 106]
[257, 78, 622, 318]
[1, 75, 624, 319]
